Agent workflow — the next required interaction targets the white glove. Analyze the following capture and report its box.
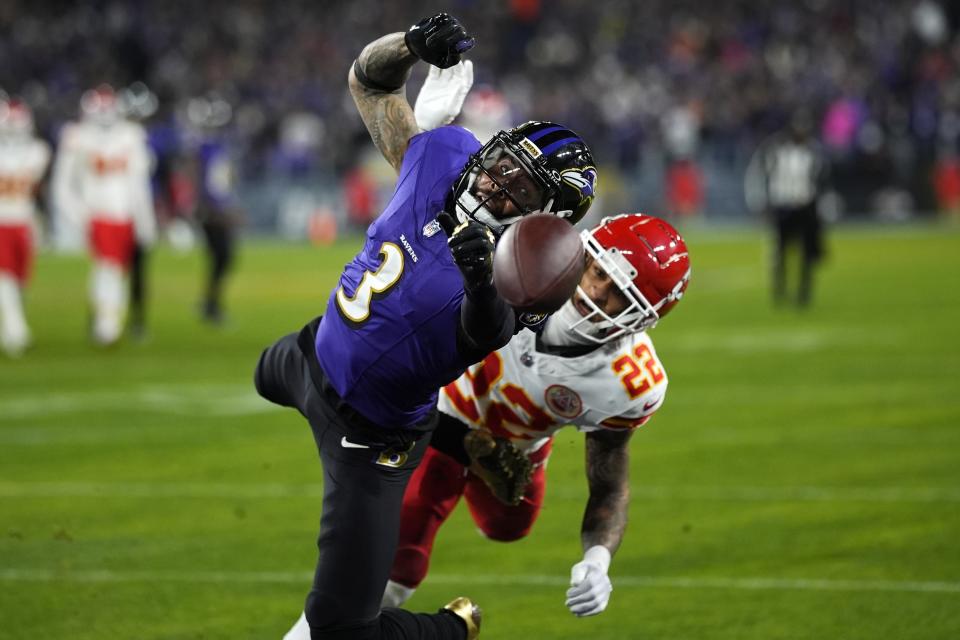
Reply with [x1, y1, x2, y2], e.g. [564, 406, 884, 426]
[565, 545, 613, 617]
[414, 60, 474, 131]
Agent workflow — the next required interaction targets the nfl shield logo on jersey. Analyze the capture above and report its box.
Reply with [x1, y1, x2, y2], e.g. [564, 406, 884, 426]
[544, 384, 583, 418]
[422, 219, 442, 238]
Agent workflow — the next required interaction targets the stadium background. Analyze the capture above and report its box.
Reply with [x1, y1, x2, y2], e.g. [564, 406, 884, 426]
[2, 1, 959, 639]
[5, 0, 960, 230]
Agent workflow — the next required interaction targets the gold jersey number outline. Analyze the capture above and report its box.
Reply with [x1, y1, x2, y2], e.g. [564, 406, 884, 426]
[335, 242, 405, 324]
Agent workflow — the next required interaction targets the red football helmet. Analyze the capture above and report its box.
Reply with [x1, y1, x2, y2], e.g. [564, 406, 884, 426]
[569, 213, 691, 343]
[80, 84, 120, 125]
[0, 98, 34, 136]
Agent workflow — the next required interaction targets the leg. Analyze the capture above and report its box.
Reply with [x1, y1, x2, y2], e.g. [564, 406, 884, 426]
[256, 337, 474, 638]
[0, 272, 29, 357]
[386, 447, 470, 605]
[798, 206, 822, 307]
[304, 436, 469, 639]
[128, 242, 148, 338]
[798, 251, 813, 307]
[201, 220, 234, 323]
[88, 220, 135, 345]
[89, 260, 127, 346]
[772, 212, 789, 305]
[0, 224, 32, 357]
[463, 456, 548, 542]
[254, 331, 313, 415]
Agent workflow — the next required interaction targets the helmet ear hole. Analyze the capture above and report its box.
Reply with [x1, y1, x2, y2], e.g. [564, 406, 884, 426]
[507, 121, 598, 225]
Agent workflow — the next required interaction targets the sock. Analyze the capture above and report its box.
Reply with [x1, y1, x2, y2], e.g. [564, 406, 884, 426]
[282, 612, 310, 640]
[91, 262, 126, 344]
[381, 579, 417, 608]
[0, 274, 30, 355]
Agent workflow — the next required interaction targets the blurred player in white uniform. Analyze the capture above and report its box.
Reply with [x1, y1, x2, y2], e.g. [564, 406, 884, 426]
[51, 84, 156, 345]
[0, 98, 51, 357]
[381, 212, 691, 618]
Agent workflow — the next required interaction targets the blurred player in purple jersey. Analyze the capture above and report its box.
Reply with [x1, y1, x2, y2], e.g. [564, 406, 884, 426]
[188, 92, 242, 325]
[254, 13, 597, 640]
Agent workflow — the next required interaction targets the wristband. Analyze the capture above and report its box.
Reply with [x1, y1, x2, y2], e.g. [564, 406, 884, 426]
[582, 545, 612, 574]
[352, 59, 403, 92]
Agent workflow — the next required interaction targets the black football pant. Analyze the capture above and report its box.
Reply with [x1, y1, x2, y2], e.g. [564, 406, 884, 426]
[773, 204, 822, 306]
[129, 242, 148, 330]
[201, 220, 234, 316]
[254, 328, 467, 640]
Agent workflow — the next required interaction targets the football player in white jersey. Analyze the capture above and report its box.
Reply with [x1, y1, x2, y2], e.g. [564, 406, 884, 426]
[51, 84, 156, 346]
[0, 98, 51, 357]
[381, 212, 691, 617]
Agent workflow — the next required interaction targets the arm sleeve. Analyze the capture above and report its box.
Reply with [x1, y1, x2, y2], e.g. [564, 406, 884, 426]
[455, 281, 515, 364]
[51, 129, 78, 225]
[428, 411, 471, 465]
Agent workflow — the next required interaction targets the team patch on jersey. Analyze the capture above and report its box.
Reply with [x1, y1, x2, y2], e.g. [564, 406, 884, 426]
[375, 443, 413, 468]
[422, 219, 442, 238]
[544, 384, 583, 419]
[519, 312, 548, 328]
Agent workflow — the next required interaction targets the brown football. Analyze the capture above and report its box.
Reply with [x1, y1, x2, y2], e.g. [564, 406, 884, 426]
[493, 213, 585, 314]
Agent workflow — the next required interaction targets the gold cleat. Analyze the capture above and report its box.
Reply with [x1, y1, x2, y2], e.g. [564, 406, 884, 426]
[443, 596, 481, 639]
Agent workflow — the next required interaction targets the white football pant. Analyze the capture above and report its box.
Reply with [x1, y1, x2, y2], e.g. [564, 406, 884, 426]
[90, 261, 126, 345]
[0, 274, 30, 356]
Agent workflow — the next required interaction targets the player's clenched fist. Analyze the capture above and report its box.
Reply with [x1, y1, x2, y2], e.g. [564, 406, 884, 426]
[438, 211, 496, 291]
[405, 13, 476, 69]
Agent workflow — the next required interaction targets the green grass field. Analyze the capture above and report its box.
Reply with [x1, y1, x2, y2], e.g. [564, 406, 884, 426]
[2, 224, 959, 639]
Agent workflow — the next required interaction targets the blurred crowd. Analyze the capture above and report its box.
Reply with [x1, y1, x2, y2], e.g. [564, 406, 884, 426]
[2, 0, 960, 224]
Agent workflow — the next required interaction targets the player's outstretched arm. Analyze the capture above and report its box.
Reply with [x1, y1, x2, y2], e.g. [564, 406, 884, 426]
[349, 13, 475, 173]
[565, 428, 634, 617]
[348, 32, 418, 173]
[436, 211, 515, 362]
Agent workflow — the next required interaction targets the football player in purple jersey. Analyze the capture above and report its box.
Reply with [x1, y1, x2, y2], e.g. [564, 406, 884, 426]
[255, 13, 598, 640]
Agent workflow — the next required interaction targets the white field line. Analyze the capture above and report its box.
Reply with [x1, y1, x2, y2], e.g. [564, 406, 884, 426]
[0, 568, 957, 594]
[1, 482, 959, 503]
[0, 385, 281, 420]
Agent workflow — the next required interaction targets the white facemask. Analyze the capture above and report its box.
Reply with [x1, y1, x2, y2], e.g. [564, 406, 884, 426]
[540, 298, 610, 347]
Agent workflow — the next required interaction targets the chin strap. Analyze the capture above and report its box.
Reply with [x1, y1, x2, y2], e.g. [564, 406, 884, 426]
[536, 197, 574, 220]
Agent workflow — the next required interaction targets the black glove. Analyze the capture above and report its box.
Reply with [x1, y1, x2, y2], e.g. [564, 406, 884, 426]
[438, 211, 495, 291]
[405, 13, 476, 69]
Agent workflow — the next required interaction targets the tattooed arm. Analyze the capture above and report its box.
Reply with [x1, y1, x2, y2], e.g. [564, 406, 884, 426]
[564, 427, 632, 616]
[348, 33, 420, 173]
[581, 428, 633, 554]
